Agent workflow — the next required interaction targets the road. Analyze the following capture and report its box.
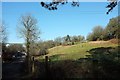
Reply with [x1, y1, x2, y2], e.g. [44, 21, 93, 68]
[2, 60, 26, 79]
[0, 58, 2, 80]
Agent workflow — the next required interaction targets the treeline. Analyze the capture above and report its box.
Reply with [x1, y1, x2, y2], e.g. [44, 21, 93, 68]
[87, 16, 120, 41]
[3, 34, 85, 58]
[38, 35, 85, 48]
[35, 35, 85, 55]
[2, 44, 25, 61]
[54, 35, 85, 45]
[3, 16, 119, 59]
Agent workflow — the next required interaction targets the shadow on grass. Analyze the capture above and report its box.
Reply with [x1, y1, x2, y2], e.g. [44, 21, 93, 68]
[86, 46, 120, 79]
[33, 46, 120, 79]
[3, 46, 120, 79]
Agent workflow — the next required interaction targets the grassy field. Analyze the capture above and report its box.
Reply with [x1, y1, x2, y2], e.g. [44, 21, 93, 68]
[34, 40, 119, 78]
[37, 40, 118, 61]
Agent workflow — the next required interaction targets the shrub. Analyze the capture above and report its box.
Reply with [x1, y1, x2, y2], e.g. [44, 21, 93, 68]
[38, 48, 49, 56]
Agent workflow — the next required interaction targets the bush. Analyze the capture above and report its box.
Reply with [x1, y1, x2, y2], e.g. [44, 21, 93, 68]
[38, 48, 48, 56]
[109, 39, 120, 44]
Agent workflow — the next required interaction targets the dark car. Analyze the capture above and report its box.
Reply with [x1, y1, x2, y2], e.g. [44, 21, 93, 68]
[12, 51, 26, 62]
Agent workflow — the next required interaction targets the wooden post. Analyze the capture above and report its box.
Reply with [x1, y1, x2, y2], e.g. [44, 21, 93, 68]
[45, 56, 49, 78]
[32, 56, 35, 73]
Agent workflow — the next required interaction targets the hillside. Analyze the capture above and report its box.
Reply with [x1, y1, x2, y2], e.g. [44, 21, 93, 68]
[36, 40, 119, 78]
[43, 40, 118, 61]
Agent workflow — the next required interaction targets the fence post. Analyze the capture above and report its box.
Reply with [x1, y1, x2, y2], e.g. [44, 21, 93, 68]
[32, 56, 35, 74]
[45, 56, 49, 78]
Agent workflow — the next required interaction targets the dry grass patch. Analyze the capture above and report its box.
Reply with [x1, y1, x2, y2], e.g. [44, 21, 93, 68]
[88, 41, 109, 44]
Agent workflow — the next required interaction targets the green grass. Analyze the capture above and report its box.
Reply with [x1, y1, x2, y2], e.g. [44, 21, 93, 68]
[34, 41, 119, 78]
[37, 41, 118, 61]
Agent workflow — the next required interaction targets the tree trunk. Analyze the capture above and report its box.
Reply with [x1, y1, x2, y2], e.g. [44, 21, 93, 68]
[26, 37, 32, 74]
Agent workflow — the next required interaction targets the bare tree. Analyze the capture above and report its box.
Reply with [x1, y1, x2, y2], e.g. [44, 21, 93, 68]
[17, 14, 41, 73]
[0, 21, 7, 53]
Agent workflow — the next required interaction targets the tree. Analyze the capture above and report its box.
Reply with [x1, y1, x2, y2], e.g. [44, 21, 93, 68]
[3, 44, 25, 61]
[40, 0, 117, 14]
[87, 33, 94, 41]
[45, 40, 55, 48]
[54, 37, 62, 46]
[71, 35, 78, 42]
[0, 22, 7, 44]
[92, 26, 104, 41]
[104, 16, 120, 40]
[87, 16, 120, 41]
[87, 26, 104, 41]
[66, 35, 71, 42]
[40, 0, 79, 10]
[106, 1, 117, 14]
[17, 14, 41, 73]
[7, 44, 25, 53]
[0, 21, 8, 60]
[78, 35, 85, 42]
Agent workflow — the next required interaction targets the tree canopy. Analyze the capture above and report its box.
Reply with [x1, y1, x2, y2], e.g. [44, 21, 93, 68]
[40, 0, 118, 14]
[17, 14, 41, 73]
[87, 16, 120, 41]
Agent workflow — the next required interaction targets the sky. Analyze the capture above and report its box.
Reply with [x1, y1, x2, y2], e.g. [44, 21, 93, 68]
[2, 2, 118, 43]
